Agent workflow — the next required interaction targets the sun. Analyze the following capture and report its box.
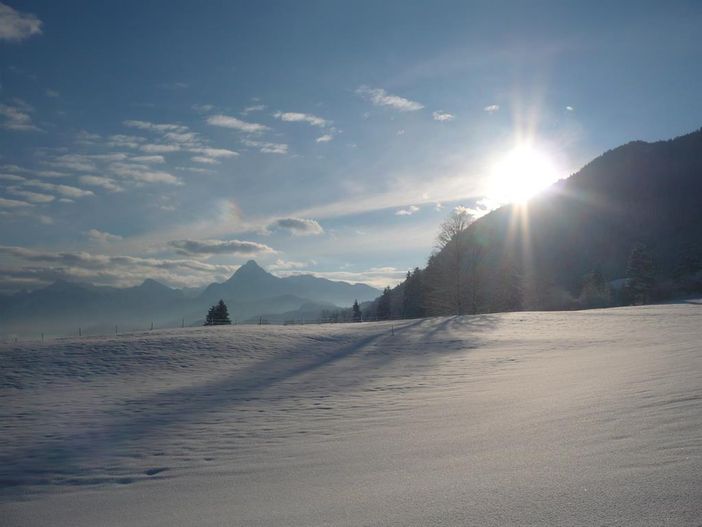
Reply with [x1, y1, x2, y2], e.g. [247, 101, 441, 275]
[488, 144, 559, 204]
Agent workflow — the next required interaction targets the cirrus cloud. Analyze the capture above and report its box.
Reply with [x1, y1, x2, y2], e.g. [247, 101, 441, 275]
[168, 239, 275, 256]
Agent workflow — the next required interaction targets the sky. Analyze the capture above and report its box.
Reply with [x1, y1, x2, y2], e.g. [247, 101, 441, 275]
[1, 0, 701, 293]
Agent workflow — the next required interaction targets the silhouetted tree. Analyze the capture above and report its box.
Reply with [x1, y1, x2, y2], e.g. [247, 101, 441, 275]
[352, 299, 362, 322]
[204, 299, 232, 325]
[402, 267, 425, 319]
[427, 209, 471, 315]
[377, 287, 392, 320]
[625, 244, 655, 304]
[579, 267, 610, 308]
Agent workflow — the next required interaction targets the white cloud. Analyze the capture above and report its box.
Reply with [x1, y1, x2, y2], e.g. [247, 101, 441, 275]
[395, 205, 420, 216]
[242, 104, 266, 114]
[140, 143, 181, 154]
[269, 258, 315, 271]
[274, 111, 328, 127]
[24, 180, 95, 199]
[191, 156, 219, 165]
[267, 217, 324, 236]
[0, 103, 40, 131]
[356, 85, 424, 112]
[86, 229, 123, 243]
[130, 155, 165, 164]
[0, 2, 42, 42]
[566, 106, 574, 111]
[123, 120, 188, 133]
[190, 147, 238, 158]
[7, 188, 54, 203]
[78, 175, 124, 192]
[109, 163, 182, 185]
[315, 134, 333, 143]
[0, 245, 242, 291]
[432, 111, 455, 122]
[484, 104, 500, 113]
[169, 239, 275, 256]
[0, 197, 32, 208]
[107, 134, 147, 149]
[206, 114, 269, 133]
[242, 139, 288, 155]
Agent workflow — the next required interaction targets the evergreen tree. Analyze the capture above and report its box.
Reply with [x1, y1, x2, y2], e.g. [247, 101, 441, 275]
[352, 299, 362, 322]
[626, 244, 655, 305]
[204, 299, 232, 325]
[377, 286, 392, 320]
[579, 267, 610, 308]
[402, 267, 425, 319]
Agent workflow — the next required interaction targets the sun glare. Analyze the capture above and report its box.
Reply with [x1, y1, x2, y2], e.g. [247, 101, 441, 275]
[489, 144, 559, 204]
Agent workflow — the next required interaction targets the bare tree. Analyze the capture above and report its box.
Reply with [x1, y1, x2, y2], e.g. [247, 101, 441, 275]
[432, 209, 472, 315]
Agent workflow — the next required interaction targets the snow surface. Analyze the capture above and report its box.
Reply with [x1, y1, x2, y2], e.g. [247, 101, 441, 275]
[2, 302, 701, 526]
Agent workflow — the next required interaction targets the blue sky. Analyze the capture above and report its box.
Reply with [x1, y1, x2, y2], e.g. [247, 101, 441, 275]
[1, 0, 701, 293]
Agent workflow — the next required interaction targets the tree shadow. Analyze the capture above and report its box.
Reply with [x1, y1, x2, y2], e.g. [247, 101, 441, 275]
[1, 315, 500, 497]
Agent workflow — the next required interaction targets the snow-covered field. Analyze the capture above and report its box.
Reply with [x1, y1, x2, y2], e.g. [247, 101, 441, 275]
[2, 302, 701, 526]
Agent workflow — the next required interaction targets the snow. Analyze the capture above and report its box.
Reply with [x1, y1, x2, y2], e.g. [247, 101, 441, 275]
[2, 302, 701, 526]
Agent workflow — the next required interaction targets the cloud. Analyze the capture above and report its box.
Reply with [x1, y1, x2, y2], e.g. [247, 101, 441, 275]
[169, 239, 275, 256]
[242, 104, 266, 114]
[190, 147, 238, 158]
[0, 245, 242, 291]
[123, 120, 188, 133]
[0, 2, 42, 42]
[274, 111, 328, 127]
[483, 104, 500, 113]
[269, 258, 316, 271]
[130, 155, 165, 164]
[78, 175, 124, 192]
[395, 205, 420, 216]
[0, 103, 40, 131]
[207, 114, 269, 133]
[355, 85, 424, 112]
[24, 180, 94, 199]
[242, 139, 288, 155]
[86, 229, 123, 243]
[109, 163, 182, 185]
[566, 106, 574, 111]
[267, 217, 324, 236]
[191, 156, 219, 165]
[315, 134, 333, 143]
[0, 197, 32, 208]
[107, 134, 147, 149]
[140, 143, 181, 154]
[283, 267, 405, 289]
[7, 188, 55, 203]
[432, 111, 455, 122]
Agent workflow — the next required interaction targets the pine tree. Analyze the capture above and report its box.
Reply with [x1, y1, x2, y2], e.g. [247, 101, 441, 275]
[626, 244, 655, 305]
[352, 299, 362, 322]
[377, 287, 392, 320]
[204, 299, 232, 325]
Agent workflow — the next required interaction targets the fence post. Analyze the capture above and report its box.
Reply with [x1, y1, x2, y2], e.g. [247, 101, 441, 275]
[79, 327, 82, 337]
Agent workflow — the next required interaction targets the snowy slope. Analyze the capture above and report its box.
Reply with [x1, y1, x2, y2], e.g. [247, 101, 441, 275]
[1, 302, 701, 526]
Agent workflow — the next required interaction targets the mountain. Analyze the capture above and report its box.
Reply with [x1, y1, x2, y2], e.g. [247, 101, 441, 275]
[0, 262, 381, 337]
[373, 128, 702, 317]
[201, 260, 380, 306]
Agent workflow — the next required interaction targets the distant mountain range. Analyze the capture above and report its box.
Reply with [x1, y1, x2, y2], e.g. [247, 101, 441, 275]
[0, 261, 380, 336]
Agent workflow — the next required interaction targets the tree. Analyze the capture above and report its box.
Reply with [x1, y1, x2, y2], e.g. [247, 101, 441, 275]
[352, 299, 362, 322]
[579, 267, 610, 308]
[625, 244, 655, 305]
[204, 299, 232, 325]
[402, 267, 425, 319]
[377, 287, 392, 320]
[428, 209, 472, 315]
